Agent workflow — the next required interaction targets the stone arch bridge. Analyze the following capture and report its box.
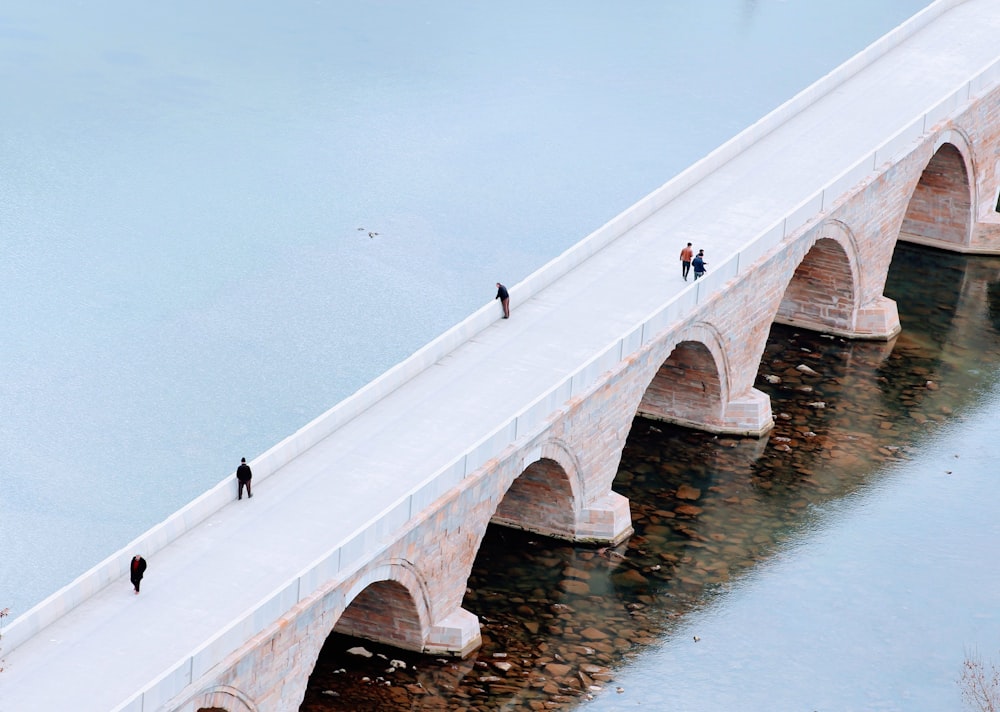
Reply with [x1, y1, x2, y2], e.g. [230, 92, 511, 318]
[3, 1, 1000, 710]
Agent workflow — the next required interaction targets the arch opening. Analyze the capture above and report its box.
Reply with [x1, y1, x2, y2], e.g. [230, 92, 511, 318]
[302, 571, 440, 709]
[637, 340, 723, 429]
[492, 457, 576, 540]
[332, 579, 424, 652]
[900, 142, 972, 248]
[775, 237, 854, 334]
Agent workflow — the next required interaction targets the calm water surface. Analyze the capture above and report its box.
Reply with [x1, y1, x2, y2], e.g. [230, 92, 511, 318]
[303, 245, 1000, 710]
[0, 0, 933, 615]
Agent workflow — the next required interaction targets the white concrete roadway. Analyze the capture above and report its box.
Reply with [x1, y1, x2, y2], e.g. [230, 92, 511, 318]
[3, 2, 1000, 710]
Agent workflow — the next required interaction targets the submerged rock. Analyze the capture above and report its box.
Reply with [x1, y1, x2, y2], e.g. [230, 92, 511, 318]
[675, 503, 704, 516]
[675, 484, 701, 500]
[580, 627, 609, 640]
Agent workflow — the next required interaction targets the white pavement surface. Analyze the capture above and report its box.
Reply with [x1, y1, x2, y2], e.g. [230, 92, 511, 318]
[3, 2, 1000, 710]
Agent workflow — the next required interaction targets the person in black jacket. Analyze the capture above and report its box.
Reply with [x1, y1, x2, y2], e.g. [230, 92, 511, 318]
[692, 250, 708, 280]
[130, 555, 147, 594]
[237, 457, 253, 500]
[495, 282, 510, 319]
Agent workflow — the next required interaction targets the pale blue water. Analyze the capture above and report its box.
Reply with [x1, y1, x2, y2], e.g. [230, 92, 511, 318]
[1, 0, 937, 675]
[586, 400, 1000, 711]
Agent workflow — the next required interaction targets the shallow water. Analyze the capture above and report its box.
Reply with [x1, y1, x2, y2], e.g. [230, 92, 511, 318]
[302, 245, 1000, 710]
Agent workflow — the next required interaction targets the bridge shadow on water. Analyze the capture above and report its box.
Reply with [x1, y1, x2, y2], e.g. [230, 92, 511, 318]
[299, 244, 1000, 711]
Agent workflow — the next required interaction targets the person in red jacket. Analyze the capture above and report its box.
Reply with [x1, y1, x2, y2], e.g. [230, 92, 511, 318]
[679, 242, 694, 281]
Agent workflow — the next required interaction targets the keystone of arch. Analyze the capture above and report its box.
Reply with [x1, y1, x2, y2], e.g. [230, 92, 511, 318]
[178, 684, 259, 712]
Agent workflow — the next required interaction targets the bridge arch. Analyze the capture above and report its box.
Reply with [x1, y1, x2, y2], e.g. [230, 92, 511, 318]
[775, 220, 858, 336]
[900, 131, 975, 250]
[181, 685, 258, 712]
[636, 324, 729, 432]
[491, 439, 582, 540]
[331, 559, 430, 653]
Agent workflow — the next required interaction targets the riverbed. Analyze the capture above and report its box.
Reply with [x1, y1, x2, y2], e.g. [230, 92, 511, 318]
[301, 243, 1000, 711]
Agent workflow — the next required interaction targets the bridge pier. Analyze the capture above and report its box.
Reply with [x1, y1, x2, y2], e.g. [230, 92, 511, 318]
[638, 382, 774, 438]
[970, 221, 1000, 254]
[493, 484, 634, 546]
[852, 296, 901, 341]
[719, 387, 774, 437]
[423, 606, 481, 657]
[777, 293, 901, 341]
[575, 491, 633, 545]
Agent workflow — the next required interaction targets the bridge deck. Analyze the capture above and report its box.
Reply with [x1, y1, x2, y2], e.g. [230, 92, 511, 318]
[5, 2, 1000, 709]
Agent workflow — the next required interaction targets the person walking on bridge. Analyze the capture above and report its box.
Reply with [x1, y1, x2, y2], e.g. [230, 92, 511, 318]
[679, 242, 694, 281]
[692, 249, 707, 280]
[495, 282, 510, 319]
[130, 554, 147, 594]
[237, 457, 253, 499]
